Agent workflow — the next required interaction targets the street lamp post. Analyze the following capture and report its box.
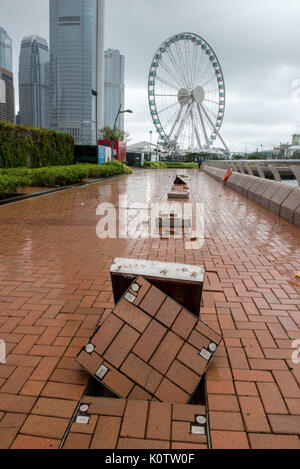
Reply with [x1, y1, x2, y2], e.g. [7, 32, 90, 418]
[149, 130, 152, 161]
[91, 89, 98, 145]
[111, 104, 133, 161]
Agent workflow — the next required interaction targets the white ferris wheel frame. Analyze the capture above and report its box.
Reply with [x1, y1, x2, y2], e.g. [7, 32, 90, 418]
[148, 32, 229, 153]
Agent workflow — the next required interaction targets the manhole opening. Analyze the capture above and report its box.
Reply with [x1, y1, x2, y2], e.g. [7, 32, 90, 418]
[189, 375, 206, 406]
[84, 375, 118, 398]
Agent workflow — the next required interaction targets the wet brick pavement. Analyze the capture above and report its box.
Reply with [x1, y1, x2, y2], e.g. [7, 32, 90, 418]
[0, 169, 299, 449]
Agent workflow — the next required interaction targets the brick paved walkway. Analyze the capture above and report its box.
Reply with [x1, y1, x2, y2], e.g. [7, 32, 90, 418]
[0, 169, 299, 449]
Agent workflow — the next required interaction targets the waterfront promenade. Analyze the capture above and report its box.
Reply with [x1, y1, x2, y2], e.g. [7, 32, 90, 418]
[0, 169, 299, 449]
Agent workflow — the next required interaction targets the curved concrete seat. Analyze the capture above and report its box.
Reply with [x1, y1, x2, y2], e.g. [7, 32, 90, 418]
[260, 181, 283, 210]
[279, 187, 300, 223]
[250, 179, 274, 205]
[269, 184, 294, 215]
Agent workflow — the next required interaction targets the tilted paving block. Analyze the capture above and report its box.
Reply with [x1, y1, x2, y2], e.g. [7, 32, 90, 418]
[76, 276, 222, 404]
[110, 258, 205, 316]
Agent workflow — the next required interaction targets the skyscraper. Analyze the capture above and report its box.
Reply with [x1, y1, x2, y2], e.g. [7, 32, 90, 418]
[0, 26, 15, 123]
[19, 35, 50, 128]
[49, 0, 105, 144]
[104, 49, 125, 131]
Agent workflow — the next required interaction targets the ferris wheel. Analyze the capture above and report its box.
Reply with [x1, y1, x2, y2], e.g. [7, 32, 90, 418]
[148, 32, 229, 153]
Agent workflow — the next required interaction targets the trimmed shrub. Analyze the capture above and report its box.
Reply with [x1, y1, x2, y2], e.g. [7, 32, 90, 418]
[143, 161, 197, 169]
[143, 161, 167, 169]
[0, 162, 132, 196]
[0, 121, 74, 168]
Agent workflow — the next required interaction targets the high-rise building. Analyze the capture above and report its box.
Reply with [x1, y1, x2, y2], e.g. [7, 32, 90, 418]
[49, 0, 105, 144]
[104, 49, 125, 131]
[0, 26, 15, 123]
[19, 35, 50, 128]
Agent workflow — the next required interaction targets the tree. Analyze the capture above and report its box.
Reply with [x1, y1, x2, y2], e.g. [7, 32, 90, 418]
[99, 126, 128, 142]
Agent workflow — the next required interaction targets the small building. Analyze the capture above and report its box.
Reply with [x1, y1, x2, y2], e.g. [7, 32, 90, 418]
[284, 145, 300, 159]
[292, 134, 300, 146]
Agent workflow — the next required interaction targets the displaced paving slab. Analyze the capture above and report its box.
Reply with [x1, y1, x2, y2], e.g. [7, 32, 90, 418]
[76, 276, 222, 403]
[62, 397, 208, 449]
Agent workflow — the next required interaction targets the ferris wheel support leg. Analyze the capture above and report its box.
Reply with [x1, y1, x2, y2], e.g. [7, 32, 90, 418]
[194, 126, 202, 150]
[200, 104, 229, 153]
[197, 104, 210, 148]
[168, 105, 183, 140]
[173, 103, 192, 145]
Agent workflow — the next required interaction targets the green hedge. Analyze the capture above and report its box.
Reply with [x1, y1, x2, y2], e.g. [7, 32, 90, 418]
[0, 121, 74, 168]
[0, 162, 132, 198]
[143, 161, 167, 169]
[143, 161, 198, 169]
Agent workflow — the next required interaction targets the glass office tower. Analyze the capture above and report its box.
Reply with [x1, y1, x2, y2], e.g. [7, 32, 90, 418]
[19, 36, 50, 128]
[0, 26, 15, 123]
[49, 0, 105, 144]
[104, 49, 125, 131]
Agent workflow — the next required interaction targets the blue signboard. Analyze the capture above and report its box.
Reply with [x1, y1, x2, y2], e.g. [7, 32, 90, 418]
[97, 145, 106, 165]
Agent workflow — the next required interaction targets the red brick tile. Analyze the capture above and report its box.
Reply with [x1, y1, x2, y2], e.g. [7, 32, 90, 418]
[63, 433, 91, 449]
[133, 319, 167, 362]
[211, 431, 250, 449]
[120, 400, 148, 438]
[11, 435, 60, 449]
[20, 380, 46, 396]
[128, 385, 152, 401]
[239, 396, 270, 432]
[172, 403, 206, 421]
[121, 354, 162, 394]
[172, 421, 206, 444]
[12, 335, 39, 354]
[90, 416, 121, 449]
[233, 369, 274, 382]
[235, 381, 258, 397]
[0, 393, 36, 413]
[206, 380, 235, 395]
[20, 415, 69, 439]
[249, 358, 288, 371]
[177, 342, 209, 376]
[70, 415, 98, 434]
[118, 437, 169, 449]
[241, 337, 264, 358]
[50, 368, 88, 385]
[268, 415, 300, 434]
[227, 347, 249, 369]
[156, 296, 182, 327]
[167, 360, 200, 394]
[113, 300, 151, 332]
[29, 345, 66, 357]
[41, 382, 85, 400]
[0, 428, 21, 449]
[208, 394, 240, 412]
[146, 402, 172, 440]
[91, 314, 123, 355]
[150, 331, 183, 375]
[273, 370, 300, 398]
[83, 396, 126, 416]
[32, 397, 77, 419]
[210, 411, 244, 431]
[249, 433, 300, 449]
[0, 366, 33, 394]
[257, 382, 288, 414]
[104, 324, 139, 368]
[139, 283, 168, 312]
[285, 398, 300, 415]
[172, 309, 197, 339]
[155, 378, 189, 404]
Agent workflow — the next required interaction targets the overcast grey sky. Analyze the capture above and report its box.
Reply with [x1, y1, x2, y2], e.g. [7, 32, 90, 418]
[1, 0, 300, 151]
